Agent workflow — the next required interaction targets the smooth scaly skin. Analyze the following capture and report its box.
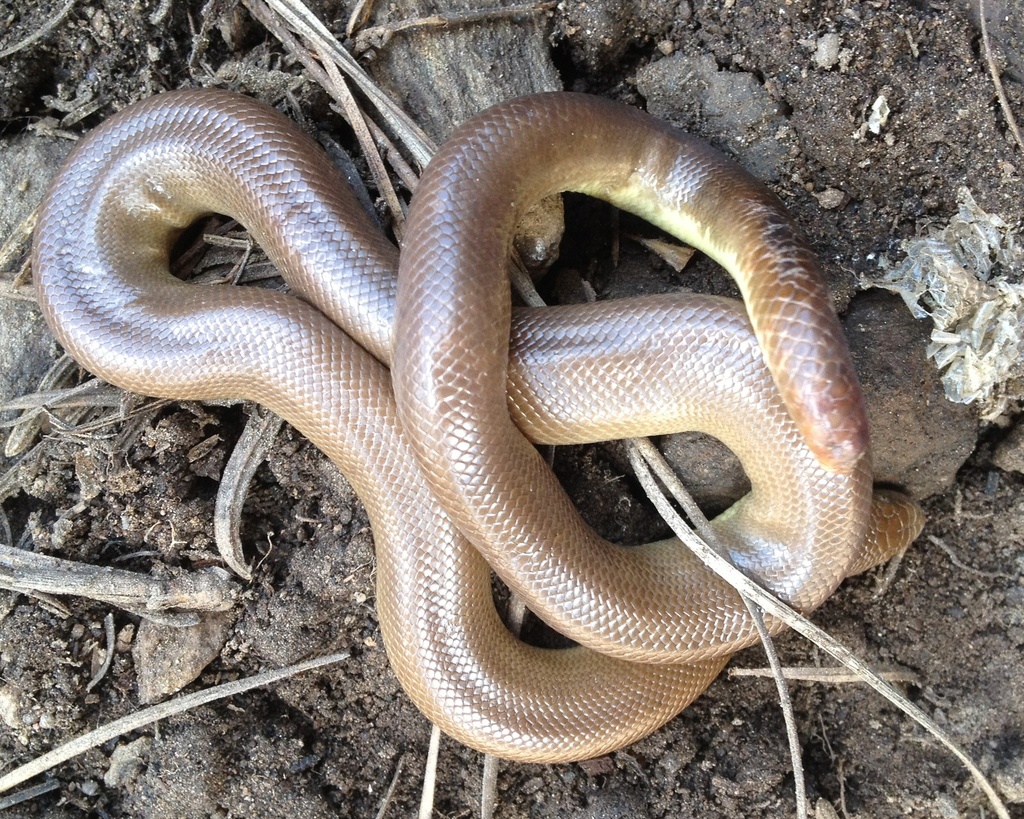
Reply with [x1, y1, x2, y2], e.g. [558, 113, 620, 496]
[32, 89, 923, 762]
[395, 93, 878, 660]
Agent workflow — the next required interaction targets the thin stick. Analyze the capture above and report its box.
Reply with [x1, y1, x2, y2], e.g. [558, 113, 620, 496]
[0, 279, 37, 302]
[214, 406, 283, 579]
[0, 778, 60, 811]
[0, 207, 38, 274]
[0, 381, 121, 414]
[627, 439, 807, 819]
[351, 3, 556, 52]
[0, 0, 77, 59]
[978, 0, 1024, 154]
[0, 544, 237, 614]
[258, 0, 434, 166]
[624, 441, 1009, 819]
[418, 725, 441, 819]
[374, 755, 406, 819]
[84, 612, 116, 693]
[317, 47, 408, 236]
[0, 652, 350, 794]
[242, 0, 432, 210]
[729, 666, 919, 685]
[928, 534, 1011, 579]
[744, 601, 807, 819]
[480, 755, 499, 819]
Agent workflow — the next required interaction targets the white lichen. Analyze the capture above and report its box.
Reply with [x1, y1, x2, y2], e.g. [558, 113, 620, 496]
[865, 187, 1024, 419]
[867, 94, 889, 134]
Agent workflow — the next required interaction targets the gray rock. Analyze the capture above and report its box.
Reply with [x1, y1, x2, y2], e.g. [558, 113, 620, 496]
[653, 291, 978, 508]
[133, 611, 235, 704]
[558, 0, 680, 78]
[993, 421, 1024, 474]
[0, 134, 71, 427]
[636, 53, 788, 181]
[845, 290, 978, 498]
[660, 432, 749, 516]
[104, 737, 153, 788]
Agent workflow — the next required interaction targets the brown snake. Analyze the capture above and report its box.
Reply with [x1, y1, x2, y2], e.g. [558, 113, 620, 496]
[32, 89, 923, 761]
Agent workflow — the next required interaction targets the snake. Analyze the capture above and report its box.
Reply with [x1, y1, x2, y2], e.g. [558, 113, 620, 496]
[31, 88, 923, 762]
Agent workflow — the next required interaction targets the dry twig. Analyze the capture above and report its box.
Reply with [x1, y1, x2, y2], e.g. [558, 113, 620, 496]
[351, 3, 557, 55]
[0, 652, 350, 795]
[213, 406, 284, 579]
[0, 0, 77, 59]
[625, 439, 1009, 818]
[84, 612, 116, 693]
[978, 0, 1024, 154]
[729, 666, 920, 685]
[0, 544, 238, 617]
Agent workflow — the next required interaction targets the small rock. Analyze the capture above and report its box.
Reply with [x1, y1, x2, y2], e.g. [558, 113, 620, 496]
[845, 291, 978, 497]
[0, 684, 21, 729]
[813, 33, 842, 69]
[74, 450, 104, 501]
[932, 793, 962, 818]
[812, 187, 848, 210]
[133, 611, 235, 703]
[514, 194, 564, 277]
[116, 623, 136, 653]
[815, 799, 841, 819]
[994, 752, 1024, 803]
[105, 736, 153, 788]
[79, 779, 100, 797]
[579, 755, 615, 776]
[867, 94, 890, 135]
[993, 422, 1024, 473]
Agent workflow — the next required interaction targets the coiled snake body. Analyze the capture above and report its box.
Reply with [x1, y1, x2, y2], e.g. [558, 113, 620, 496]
[32, 89, 923, 762]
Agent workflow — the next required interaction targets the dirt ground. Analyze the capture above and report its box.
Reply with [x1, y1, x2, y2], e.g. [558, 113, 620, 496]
[1, 0, 1023, 817]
